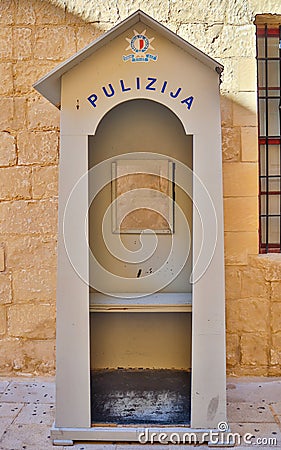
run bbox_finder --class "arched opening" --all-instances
[88,99,192,425]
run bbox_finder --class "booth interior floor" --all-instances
[91,369,191,425]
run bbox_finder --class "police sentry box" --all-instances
[34,10,227,446]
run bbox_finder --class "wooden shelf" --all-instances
[89,292,192,313]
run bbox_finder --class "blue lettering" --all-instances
[87,93,98,108]
[87,78,194,111]
[170,87,181,98]
[161,81,168,93]
[146,77,157,91]
[120,79,131,92]
[102,84,115,97]
[181,96,194,110]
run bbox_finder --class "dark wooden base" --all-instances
[91,369,191,425]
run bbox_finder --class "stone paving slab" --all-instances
[14,403,55,426]
[0,416,17,442]
[0,402,23,417]
[0,381,55,404]
[228,422,281,447]
[227,402,275,423]
[0,423,63,450]
[0,381,9,394]
[227,378,281,404]
[269,401,281,416]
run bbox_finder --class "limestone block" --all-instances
[0,338,23,373]
[13,268,56,303]
[0,339,55,374]
[76,24,104,51]
[227,298,269,333]
[271,303,281,333]
[32,166,58,199]
[5,235,57,269]
[0,199,58,235]
[8,304,55,339]
[33,26,76,61]
[249,0,281,14]
[241,266,269,298]
[241,334,268,366]
[222,127,240,162]
[0,246,4,271]
[21,340,55,375]
[34,1,66,24]
[15,0,36,24]
[238,58,257,92]
[239,298,269,332]
[118,0,169,22]
[0,306,6,335]
[219,57,239,93]
[232,92,258,127]
[13,61,56,95]
[177,23,208,55]
[170,0,227,23]
[17,131,59,165]
[226,333,240,366]
[65,7,86,24]
[269,366,281,376]
[227,365,268,376]
[209,25,256,59]
[223,162,258,197]
[0,63,13,96]
[220,95,233,127]
[265,260,281,282]
[248,254,281,281]
[0,98,13,130]
[64,0,119,23]
[224,231,258,265]
[226,300,240,332]
[0,27,12,59]
[0,167,31,200]
[271,282,281,302]
[0,273,12,304]
[12,97,27,131]
[241,126,258,162]
[224,197,258,232]
[225,266,241,300]
[0,0,14,24]
[271,332,281,365]
[164,22,179,34]
[27,95,60,129]
[13,28,32,60]
[225,0,252,25]
[0,132,16,166]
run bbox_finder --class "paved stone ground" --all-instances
[1,377,281,449]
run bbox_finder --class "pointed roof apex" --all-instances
[33,9,223,108]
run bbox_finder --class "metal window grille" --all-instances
[256,24,281,253]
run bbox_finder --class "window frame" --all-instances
[256,16,281,253]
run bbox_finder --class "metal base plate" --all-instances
[51,425,234,446]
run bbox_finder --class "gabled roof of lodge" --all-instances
[33,9,223,108]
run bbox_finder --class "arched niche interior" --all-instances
[88,99,193,425]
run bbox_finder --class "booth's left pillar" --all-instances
[55,135,91,429]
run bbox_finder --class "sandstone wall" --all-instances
[0,0,280,375]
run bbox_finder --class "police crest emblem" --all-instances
[123,30,158,63]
